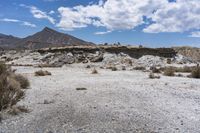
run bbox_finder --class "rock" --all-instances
[90,52,104,62]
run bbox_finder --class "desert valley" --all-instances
[0,27,200,132]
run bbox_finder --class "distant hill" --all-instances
[0,27,95,50]
[0,33,21,49]
[15,27,94,49]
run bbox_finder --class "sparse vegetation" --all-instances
[14,74,30,89]
[111,66,117,71]
[35,70,52,76]
[133,66,145,71]
[122,66,126,70]
[8,106,29,115]
[163,67,175,76]
[151,67,161,73]
[0,62,29,112]
[190,65,200,78]
[76,88,87,90]
[91,68,98,74]
[166,58,171,64]
[149,72,160,79]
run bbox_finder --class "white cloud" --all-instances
[1,18,20,22]
[0,18,36,28]
[95,30,112,35]
[56,0,200,35]
[49,10,55,14]
[20,4,55,24]
[21,21,36,27]
[144,0,200,33]
[56,0,166,31]
[189,31,200,38]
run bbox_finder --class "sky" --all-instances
[0,0,200,47]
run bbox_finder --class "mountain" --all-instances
[15,27,94,49]
[0,33,21,49]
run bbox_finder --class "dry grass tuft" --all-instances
[151,67,161,73]
[91,68,98,74]
[149,72,160,79]
[14,74,30,89]
[163,67,175,76]
[0,62,29,111]
[35,70,52,76]
[111,66,117,71]
[133,66,146,71]
[8,106,30,115]
[190,65,200,78]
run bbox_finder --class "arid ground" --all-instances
[0,64,200,133]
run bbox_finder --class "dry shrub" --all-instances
[149,73,160,79]
[190,66,200,78]
[111,66,117,71]
[0,62,9,75]
[0,67,25,111]
[76,88,87,91]
[35,70,52,76]
[14,74,30,89]
[175,66,194,73]
[91,68,98,74]
[133,66,145,71]
[163,67,175,76]
[151,67,161,73]
[122,66,126,70]
[8,106,29,115]
[166,58,171,64]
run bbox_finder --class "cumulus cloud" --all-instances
[56,0,200,35]
[0,18,36,27]
[20,4,55,24]
[144,0,200,33]
[189,31,200,38]
[56,0,166,31]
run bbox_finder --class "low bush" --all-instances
[163,67,175,76]
[111,66,117,71]
[149,72,160,79]
[190,66,200,78]
[151,67,161,73]
[0,62,29,111]
[35,70,52,76]
[133,66,146,71]
[14,74,30,89]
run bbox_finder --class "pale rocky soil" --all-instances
[0,64,200,133]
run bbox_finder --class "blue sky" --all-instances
[0,0,200,47]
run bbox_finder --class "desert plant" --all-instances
[163,67,175,76]
[35,70,52,76]
[133,66,146,70]
[149,72,160,79]
[151,67,161,73]
[166,58,171,64]
[14,74,30,89]
[111,66,117,71]
[0,74,25,111]
[0,62,8,75]
[190,66,200,78]
[91,68,98,74]
[0,62,29,112]
[122,66,126,70]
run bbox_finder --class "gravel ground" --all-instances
[0,64,200,133]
